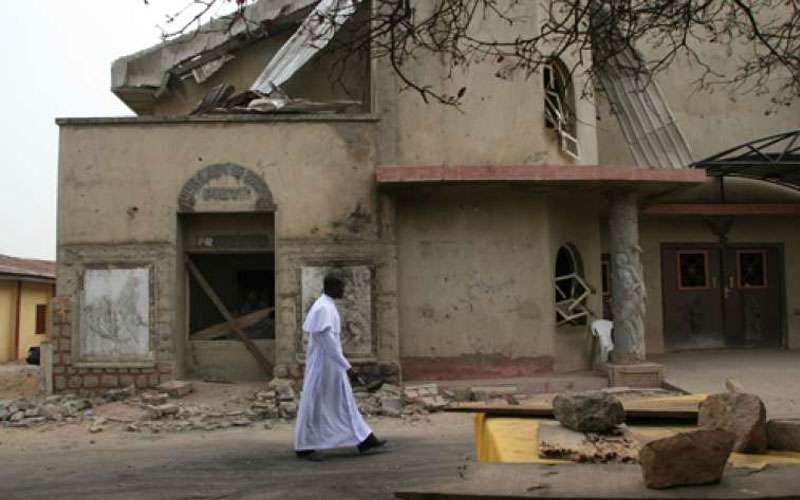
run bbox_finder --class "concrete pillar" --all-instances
[608,191,646,364]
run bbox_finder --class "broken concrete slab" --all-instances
[767,419,800,452]
[553,391,625,433]
[639,429,734,489]
[538,422,638,463]
[157,381,194,399]
[699,393,767,453]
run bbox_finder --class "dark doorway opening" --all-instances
[188,253,275,339]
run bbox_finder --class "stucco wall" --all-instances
[396,185,554,379]
[0,281,16,362]
[57,117,398,388]
[547,193,604,373]
[374,2,598,168]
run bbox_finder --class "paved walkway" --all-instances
[653,349,800,418]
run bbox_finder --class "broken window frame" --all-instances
[554,245,592,327]
[543,59,580,160]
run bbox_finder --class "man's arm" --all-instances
[313,327,352,371]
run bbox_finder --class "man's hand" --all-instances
[347,368,366,387]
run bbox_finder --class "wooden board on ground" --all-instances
[191,307,274,340]
[537,422,639,463]
[394,462,800,499]
[446,394,705,422]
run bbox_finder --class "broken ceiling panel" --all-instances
[596,48,693,169]
[250,0,362,96]
[111,0,319,114]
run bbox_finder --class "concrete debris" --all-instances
[0,394,94,428]
[639,430,735,489]
[141,392,169,406]
[553,391,625,433]
[157,381,195,399]
[538,422,639,464]
[699,393,768,453]
[766,419,800,452]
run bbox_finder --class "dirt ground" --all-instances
[0,362,41,400]
[1,409,476,500]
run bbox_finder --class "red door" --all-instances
[723,247,783,347]
[661,245,725,350]
[662,244,784,350]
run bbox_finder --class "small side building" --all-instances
[0,255,56,362]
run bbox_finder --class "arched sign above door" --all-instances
[178,163,274,213]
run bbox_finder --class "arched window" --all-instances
[543,58,580,159]
[555,244,590,326]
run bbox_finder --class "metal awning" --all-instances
[692,130,800,190]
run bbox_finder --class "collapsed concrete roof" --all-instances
[111,0,319,114]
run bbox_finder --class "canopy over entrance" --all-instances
[692,130,800,190]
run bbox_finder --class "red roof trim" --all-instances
[376,165,708,184]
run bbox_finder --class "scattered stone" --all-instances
[263,420,274,430]
[699,393,767,453]
[157,381,194,399]
[9,411,24,422]
[141,392,169,406]
[127,423,140,432]
[104,385,136,402]
[380,398,404,418]
[553,392,625,433]
[147,403,181,419]
[639,430,735,489]
[38,404,64,421]
[767,419,800,452]
[279,402,297,419]
[449,387,473,403]
[232,419,252,427]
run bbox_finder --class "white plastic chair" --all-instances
[591,319,614,363]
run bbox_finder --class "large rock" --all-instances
[767,419,800,452]
[698,393,767,453]
[552,391,625,433]
[639,430,734,489]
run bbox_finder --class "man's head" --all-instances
[323,272,346,299]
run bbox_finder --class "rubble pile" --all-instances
[0,389,128,428]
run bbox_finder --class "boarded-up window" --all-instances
[35,304,47,334]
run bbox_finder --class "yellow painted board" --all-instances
[475,411,800,468]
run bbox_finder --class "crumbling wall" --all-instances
[56,117,398,391]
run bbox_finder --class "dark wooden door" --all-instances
[723,247,783,347]
[662,245,725,350]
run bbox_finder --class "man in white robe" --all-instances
[295,272,386,461]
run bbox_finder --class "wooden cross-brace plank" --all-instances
[185,257,273,377]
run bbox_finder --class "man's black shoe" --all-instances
[357,433,387,454]
[296,450,324,461]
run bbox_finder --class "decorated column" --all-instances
[608,191,646,364]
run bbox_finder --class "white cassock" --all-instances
[295,293,372,451]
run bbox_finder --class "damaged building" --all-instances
[48,0,800,392]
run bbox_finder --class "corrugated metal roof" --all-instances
[0,254,56,281]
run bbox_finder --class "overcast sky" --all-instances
[0,1,239,261]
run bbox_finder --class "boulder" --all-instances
[698,393,767,453]
[639,430,734,489]
[767,419,800,452]
[553,391,625,433]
